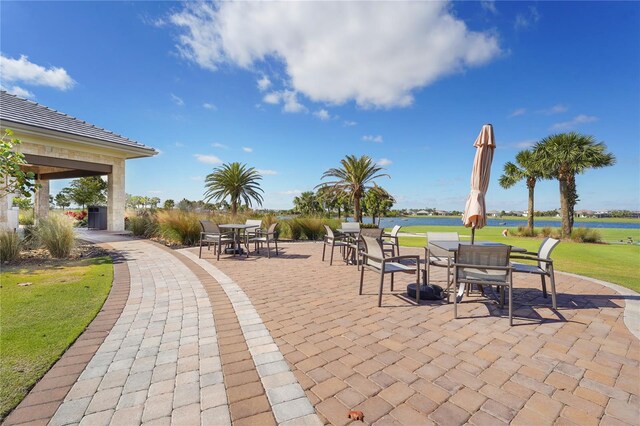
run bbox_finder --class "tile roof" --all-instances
[0,90,156,155]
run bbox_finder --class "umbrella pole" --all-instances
[471,225,476,244]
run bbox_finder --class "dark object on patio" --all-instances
[347,410,364,421]
[322,225,349,265]
[87,206,107,230]
[453,244,513,325]
[510,237,560,309]
[359,235,420,307]
[199,220,235,260]
[407,283,444,301]
[246,222,279,258]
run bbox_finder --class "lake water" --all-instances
[360,217,640,229]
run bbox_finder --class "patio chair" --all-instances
[349,228,384,269]
[341,222,361,233]
[199,220,235,260]
[425,232,459,302]
[510,237,560,309]
[322,225,350,265]
[245,219,263,239]
[453,244,513,325]
[382,225,402,257]
[359,235,420,307]
[246,222,279,258]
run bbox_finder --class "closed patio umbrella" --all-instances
[462,124,496,244]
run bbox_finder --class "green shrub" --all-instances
[18,209,34,226]
[297,217,326,241]
[571,228,602,243]
[540,227,562,239]
[127,214,158,238]
[0,229,22,263]
[21,225,39,249]
[513,226,538,237]
[35,215,75,258]
[157,210,201,245]
[360,223,379,229]
[285,219,303,240]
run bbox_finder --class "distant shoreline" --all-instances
[401,215,640,224]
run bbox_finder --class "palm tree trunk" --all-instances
[559,179,571,238]
[527,178,535,231]
[231,199,238,216]
[354,197,362,223]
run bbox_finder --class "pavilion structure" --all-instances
[0,90,157,231]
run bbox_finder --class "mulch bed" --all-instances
[2,240,111,268]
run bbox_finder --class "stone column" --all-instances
[107,159,125,231]
[34,179,50,223]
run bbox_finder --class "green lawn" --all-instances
[395,225,640,292]
[0,257,113,420]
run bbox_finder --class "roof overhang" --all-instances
[1,119,157,159]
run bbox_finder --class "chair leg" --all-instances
[549,268,557,309]
[199,239,203,258]
[330,244,335,266]
[359,266,365,295]
[216,243,221,261]
[275,240,278,256]
[266,240,271,259]
[541,275,548,298]
[454,281,464,318]
[378,273,385,307]
[322,243,326,262]
[508,284,513,326]
[390,273,394,292]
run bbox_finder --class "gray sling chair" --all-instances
[424,232,459,302]
[199,220,235,260]
[453,244,514,325]
[348,228,384,269]
[244,219,263,239]
[382,225,402,257]
[510,237,560,309]
[322,225,350,265]
[359,235,421,307]
[245,222,279,258]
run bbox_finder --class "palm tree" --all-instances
[293,191,322,216]
[203,162,264,216]
[363,184,396,226]
[534,132,615,237]
[317,155,389,223]
[498,149,545,232]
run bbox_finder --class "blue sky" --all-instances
[1,1,638,211]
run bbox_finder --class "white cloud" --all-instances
[194,154,223,164]
[175,142,185,147]
[509,140,537,149]
[257,169,278,175]
[212,142,228,149]
[281,90,307,113]
[190,176,204,181]
[263,92,280,104]
[376,158,393,166]
[362,135,384,143]
[313,109,330,121]
[515,6,541,30]
[3,85,35,99]
[508,108,526,118]
[170,2,501,108]
[343,120,357,127]
[171,93,184,106]
[0,54,75,90]
[551,114,598,131]
[539,104,568,115]
[203,102,217,110]
[257,75,271,91]
[281,189,302,196]
[481,1,498,15]
[242,147,253,153]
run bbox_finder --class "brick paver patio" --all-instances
[5,235,639,425]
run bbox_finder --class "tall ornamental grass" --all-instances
[0,229,22,263]
[127,214,159,238]
[156,210,201,245]
[571,228,602,243]
[35,214,75,258]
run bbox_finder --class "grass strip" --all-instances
[0,256,113,419]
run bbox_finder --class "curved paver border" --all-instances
[178,249,323,425]
[556,271,640,340]
[3,247,130,425]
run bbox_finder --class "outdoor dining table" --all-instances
[219,223,255,254]
[426,240,526,303]
[336,228,361,264]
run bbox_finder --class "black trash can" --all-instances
[87,206,108,230]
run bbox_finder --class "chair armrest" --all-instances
[383,255,419,264]
[510,255,553,264]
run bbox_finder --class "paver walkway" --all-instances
[4,233,639,425]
